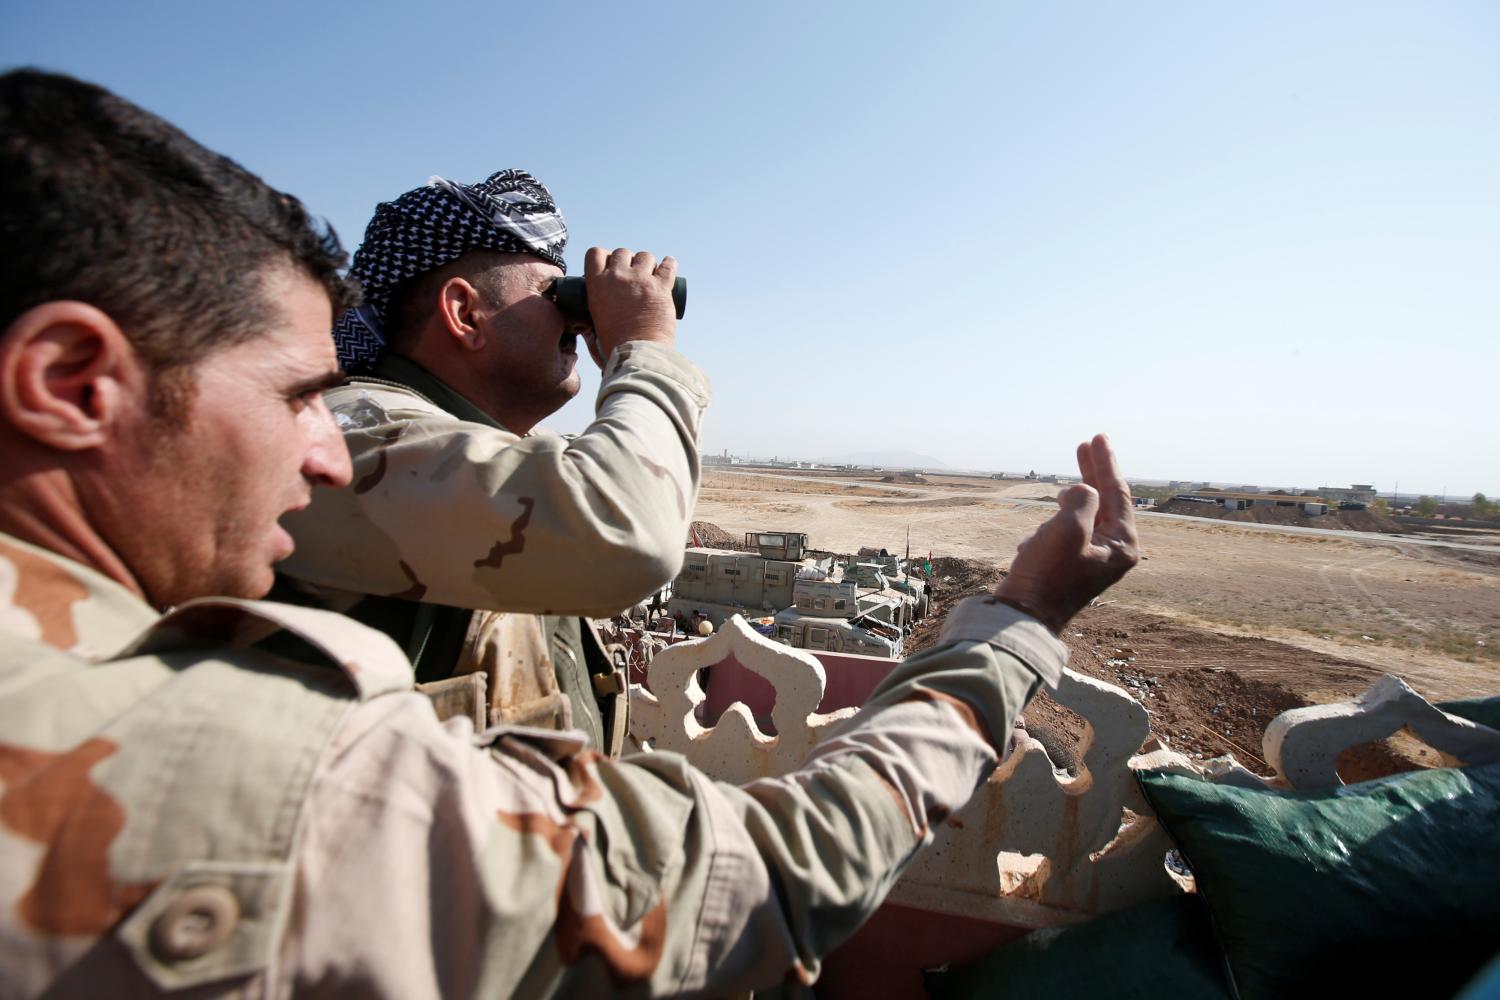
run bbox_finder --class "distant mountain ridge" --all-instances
[818,450,949,469]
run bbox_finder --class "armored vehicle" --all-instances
[845,558,930,621]
[770,610,902,657]
[666,538,906,658]
[746,530,810,561]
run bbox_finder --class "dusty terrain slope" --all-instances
[692,468,1500,776]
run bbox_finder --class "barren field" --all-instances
[695,467,1500,773]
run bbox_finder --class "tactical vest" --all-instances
[0,599,411,997]
[281,354,628,757]
[338,591,629,758]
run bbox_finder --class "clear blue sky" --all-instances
[4,1,1496,496]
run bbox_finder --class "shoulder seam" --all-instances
[345,376,442,410]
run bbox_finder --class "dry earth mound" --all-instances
[905,558,1421,781]
[1157,499,1408,534]
[688,520,747,550]
[907,556,1008,639]
[835,497,989,511]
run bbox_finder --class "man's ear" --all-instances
[436,277,488,352]
[0,301,140,450]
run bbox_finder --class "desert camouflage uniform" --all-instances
[278,342,710,751]
[0,530,1066,997]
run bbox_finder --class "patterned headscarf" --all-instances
[332,169,568,371]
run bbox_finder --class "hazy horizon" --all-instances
[3,1,1494,495]
[707,447,1489,501]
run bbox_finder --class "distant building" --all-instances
[1176,489,1329,516]
[1318,484,1378,505]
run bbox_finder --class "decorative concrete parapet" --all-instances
[631,616,1500,931]
[1264,673,1500,789]
[631,614,1203,925]
[890,666,1197,926]
[628,615,858,785]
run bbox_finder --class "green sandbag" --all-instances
[923,894,1230,1000]
[1137,763,1500,1000]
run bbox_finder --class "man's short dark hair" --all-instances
[0,68,360,409]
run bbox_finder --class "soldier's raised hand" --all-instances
[581,246,677,364]
[994,434,1140,634]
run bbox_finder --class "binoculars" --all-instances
[546,276,688,326]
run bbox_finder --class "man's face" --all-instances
[474,255,585,420]
[104,266,352,606]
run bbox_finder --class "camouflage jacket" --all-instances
[277,344,710,748]
[0,532,1068,997]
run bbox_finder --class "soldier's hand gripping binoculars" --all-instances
[546,276,688,326]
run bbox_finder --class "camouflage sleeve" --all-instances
[287,597,1063,996]
[279,342,709,617]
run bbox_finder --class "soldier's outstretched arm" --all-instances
[289,436,1138,996]
[691,433,1143,984]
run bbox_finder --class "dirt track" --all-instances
[694,468,1500,773]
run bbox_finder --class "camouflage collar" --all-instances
[364,354,505,431]
[0,531,159,660]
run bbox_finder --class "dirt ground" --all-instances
[693,468,1500,779]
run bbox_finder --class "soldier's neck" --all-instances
[376,353,537,436]
[0,464,145,602]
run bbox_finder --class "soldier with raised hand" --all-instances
[0,69,1139,998]
[274,172,711,755]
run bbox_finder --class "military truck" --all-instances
[844,557,930,622]
[665,547,827,624]
[770,576,906,656]
[665,541,906,657]
[770,610,902,657]
[791,577,907,627]
[745,530,810,561]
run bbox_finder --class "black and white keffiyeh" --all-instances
[332,169,568,371]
